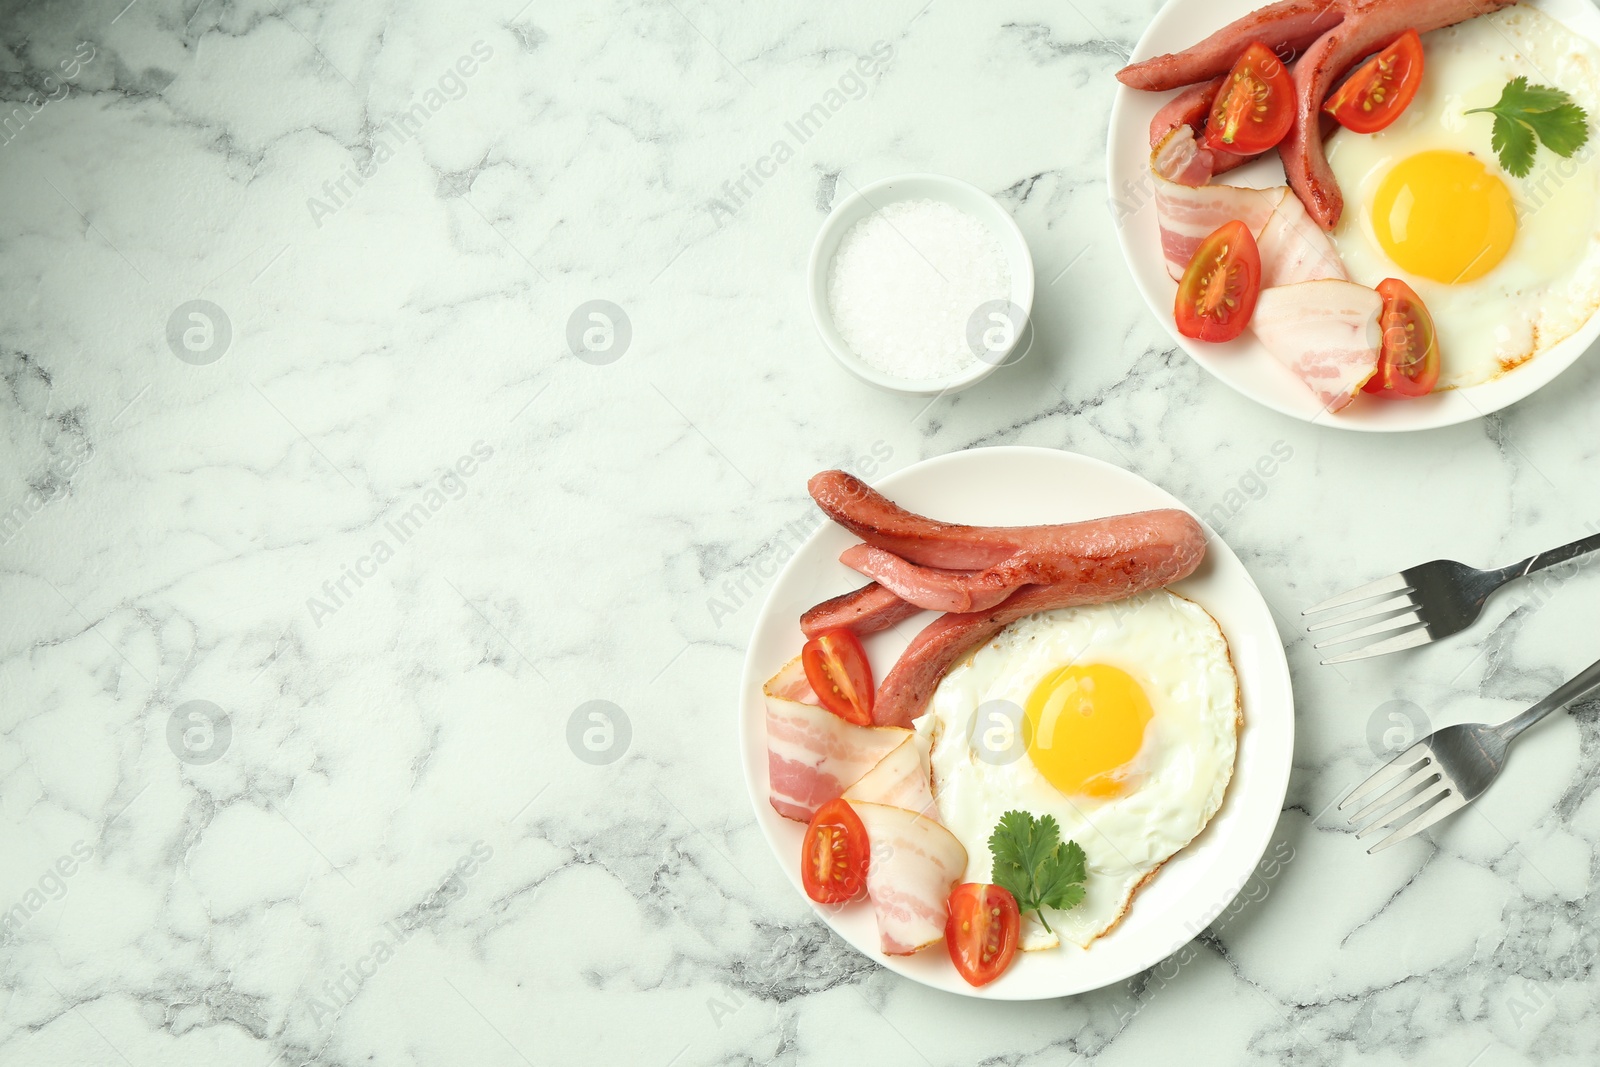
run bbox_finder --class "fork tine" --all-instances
[1313,609,1427,650]
[1367,790,1467,854]
[1320,626,1434,665]
[1355,781,1452,840]
[1339,743,1431,812]
[1305,592,1419,633]
[1348,761,1443,825]
[1302,573,1412,616]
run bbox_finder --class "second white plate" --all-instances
[738,446,1295,999]
[1107,0,1600,432]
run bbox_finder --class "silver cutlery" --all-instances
[1339,655,1600,853]
[1303,531,1600,664]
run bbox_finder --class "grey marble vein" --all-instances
[3,0,1600,1064]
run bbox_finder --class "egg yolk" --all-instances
[1372,149,1516,284]
[1024,664,1152,798]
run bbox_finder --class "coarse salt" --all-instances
[826,198,1012,382]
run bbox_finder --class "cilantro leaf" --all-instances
[1493,76,1571,113]
[1487,108,1538,178]
[1034,839,1087,913]
[1537,103,1591,157]
[987,810,1088,934]
[1465,76,1591,178]
[987,810,1045,906]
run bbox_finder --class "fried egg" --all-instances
[1325,6,1600,388]
[915,592,1240,950]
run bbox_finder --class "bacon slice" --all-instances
[1257,189,1347,289]
[851,801,967,956]
[764,659,911,822]
[842,733,937,819]
[800,582,921,639]
[1151,131,1282,281]
[1251,279,1381,413]
[1155,176,1281,282]
[1151,122,1219,186]
[765,655,814,702]
[1152,127,1343,286]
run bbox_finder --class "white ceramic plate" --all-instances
[1107,0,1600,431]
[737,447,1295,999]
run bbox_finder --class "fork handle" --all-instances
[1499,531,1600,583]
[1498,655,1600,741]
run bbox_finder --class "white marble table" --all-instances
[3,1,1599,1064]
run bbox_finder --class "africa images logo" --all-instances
[705,41,893,227]
[305,41,495,228]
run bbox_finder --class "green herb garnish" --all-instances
[987,810,1087,934]
[1465,76,1590,178]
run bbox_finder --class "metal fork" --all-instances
[1340,655,1600,853]
[1303,531,1600,664]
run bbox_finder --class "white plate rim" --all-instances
[1106,0,1600,433]
[736,446,1296,999]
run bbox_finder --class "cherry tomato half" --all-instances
[802,627,874,725]
[1203,42,1296,155]
[945,883,1020,987]
[1363,277,1440,397]
[1174,220,1262,343]
[1324,29,1424,134]
[801,799,870,904]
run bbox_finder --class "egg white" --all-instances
[1325,5,1600,388]
[915,591,1240,951]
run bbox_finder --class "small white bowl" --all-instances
[807,173,1036,397]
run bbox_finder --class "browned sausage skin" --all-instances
[799,471,1209,728]
[839,509,1207,615]
[1116,0,1518,228]
[799,582,922,639]
[872,550,1204,729]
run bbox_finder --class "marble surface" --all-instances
[3,0,1600,1064]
